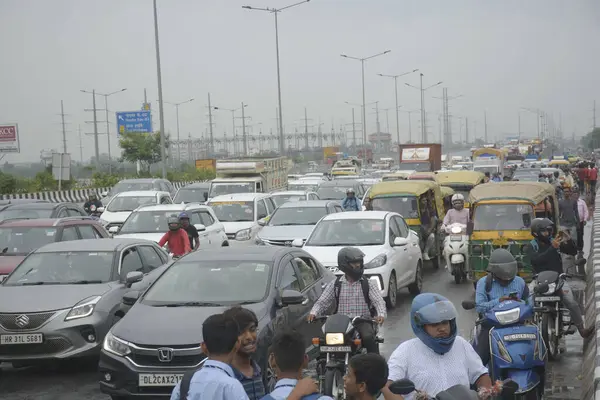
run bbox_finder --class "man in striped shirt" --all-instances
[474,249,531,366]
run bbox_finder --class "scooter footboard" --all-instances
[505,369,541,394]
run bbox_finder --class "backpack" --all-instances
[333,275,375,317]
[179,367,202,400]
[261,393,324,400]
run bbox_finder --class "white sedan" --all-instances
[99,191,172,231]
[294,211,423,308]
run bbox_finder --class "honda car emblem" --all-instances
[15,314,29,328]
[285,241,292,247]
[157,347,174,362]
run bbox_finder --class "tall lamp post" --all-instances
[345,101,378,148]
[405,74,442,142]
[242,0,311,156]
[377,69,418,145]
[153,0,167,178]
[165,98,195,162]
[97,88,127,173]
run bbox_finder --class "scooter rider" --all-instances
[474,249,532,366]
[308,247,386,355]
[158,216,191,258]
[384,293,492,400]
[526,218,593,338]
[442,194,469,228]
[84,193,103,215]
[342,188,362,211]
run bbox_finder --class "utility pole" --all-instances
[78,124,84,163]
[241,102,248,156]
[59,100,68,154]
[465,117,469,144]
[420,73,425,142]
[484,111,488,143]
[351,108,357,146]
[207,93,215,155]
[594,100,597,129]
[374,101,381,153]
[302,108,313,150]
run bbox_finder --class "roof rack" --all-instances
[53,216,94,226]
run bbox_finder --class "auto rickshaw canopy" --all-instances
[407,172,437,181]
[469,181,555,206]
[435,170,485,186]
[440,186,455,198]
[369,180,446,218]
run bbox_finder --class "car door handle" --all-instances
[321,282,327,289]
[301,298,309,305]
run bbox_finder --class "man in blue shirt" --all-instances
[474,249,531,366]
[342,188,361,211]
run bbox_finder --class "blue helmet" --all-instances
[178,212,190,220]
[410,293,458,355]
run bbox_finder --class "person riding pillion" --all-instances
[474,248,532,366]
[158,216,192,258]
[84,193,103,215]
[308,247,386,355]
[526,218,593,338]
[442,193,469,228]
[342,189,362,211]
[179,212,200,251]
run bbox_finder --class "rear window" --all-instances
[0,227,58,255]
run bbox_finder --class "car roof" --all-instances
[134,204,211,212]
[114,190,165,197]
[0,217,96,227]
[278,200,335,209]
[271,191,310,196]
[209,193,269,202]
[35,238,148,253]
[180,246,294,262]
[321,210,389,220]
[0,199,49,206]
[318,180,360,187]
[1,202,67,210]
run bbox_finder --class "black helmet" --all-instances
[488,248,517,282]
[530,218,554,242]
[167,216,181,231]
[337,247,365,280]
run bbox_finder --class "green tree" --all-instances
[119,132,169,173]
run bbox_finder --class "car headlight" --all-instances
[103,331,132,357]
[325,333,344,345]
[65,296,101,321]
[494,307,520,325]
[235,228,252,241]
[365,254,387,269]
[544,283,556,295]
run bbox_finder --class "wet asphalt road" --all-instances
[0,228,591,400]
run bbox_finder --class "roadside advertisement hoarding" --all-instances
[195,158,216,170]
[0,124,20,153]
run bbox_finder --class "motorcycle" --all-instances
[312,314,383,399]
[388,378,518,400]
[442,223,469,284]
[462,299,546,399]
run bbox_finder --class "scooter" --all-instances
[442,223,469,284]
[388,378,518,399]
[462,299,547,399]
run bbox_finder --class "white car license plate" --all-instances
[320,346,351,352]
[0,333,43,345]
[138,374,184,387]
[536,296,560,302]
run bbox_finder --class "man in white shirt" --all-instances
[382,293,491,400]
[573,187,589,258]
[442,194,469,228]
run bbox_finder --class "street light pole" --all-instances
[378,69,418,145]
[165,98,194,163]
[213,104,248,156]
[92,90,100,169]
[243,0,311,156]
[97,88,127,174]
[405,75,442,143]
[153,0,167,178]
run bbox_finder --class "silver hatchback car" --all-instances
[0,238,168,366]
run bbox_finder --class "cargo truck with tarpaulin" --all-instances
[398,143,442,172]
[472,147,505,176]
[207,157,289,201]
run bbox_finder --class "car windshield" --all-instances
[120,211,182,233]
[3,251,115,285]
[268,207,327,226]
[306,219,385,246]
[289,183,319,192]
[0,208,53,221]
[371,196,420,219]
[107,196,156,212]
[173,188,208,203]
[513,173,539,182]
[272,194,305,206]
[473,204,534,231]
[316,186,347,200]
[209,183,254,197]
[0,227,58,255]
[209,201,254,222]
[110,182,155,196]
[142,260,272,305]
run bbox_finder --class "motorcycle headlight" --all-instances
[65,296,101,321]
[103,331,132,357]
[494,308,520,325]
[235,228,252,241]
[365,254,387,269]
[451,226,462,234]
[325,333,344,345]
[544,283,556,295]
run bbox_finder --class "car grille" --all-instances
[0,337,71,356]
[263,239,294,246]
[127,343,205,368]
[0,311,57,331]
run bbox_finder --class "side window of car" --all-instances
[199,211,215,226]
[257,200,268,220]
[66,208,83,216]
[334,205,343,213]
[394,216,410,238]
[57,208,69,218]
[279,261,302,291]
[310,193,319,200]
[160,196,171,204]
[93,226,108,238]
[188,212,202,226]
[61,226,79,241]
[388,218,401,244]
[78,225,98,239]
[138,246,164,270]
[293,257,319,288]
[264,197,276,214]
[120,247,145,276]
[326,205,336,214]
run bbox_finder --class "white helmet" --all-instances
[451,193,465,203]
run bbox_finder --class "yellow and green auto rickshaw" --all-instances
[440,186,456,214]
[407,172,438,182]
[381,171,412,182]
[467,181,558,284]
[435,170,485,208]
[368,180,446,268]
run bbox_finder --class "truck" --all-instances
[207,157,289,201]
[472,148,505,176]
[398,143,442,172]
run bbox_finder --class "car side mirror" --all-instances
[203,192,208,201]
[291,238,304,248]
[97,207,105,213]
[393,237,409,247]
[125,271,143,287]
[122,290,141,306]
[101,191,108,197]
[257,214,267,220]
[388,379,416,395]
[280,289,305,306]
[466,221,474,235]
[461,300,476,310]
[108,226,119,234]
[257,218,266,227]
[194,224,206,232]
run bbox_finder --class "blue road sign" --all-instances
[116,110,153,134]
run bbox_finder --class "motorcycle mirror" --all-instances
[461,300,476,310]
[501,379,519,396]
[388,379,416,395]
[534,283,549,294]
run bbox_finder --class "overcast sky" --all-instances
[1,0,599,162]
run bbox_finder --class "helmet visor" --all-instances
[492,261,518,281]
[414,300,457,325]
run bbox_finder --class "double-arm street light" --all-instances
[378,69,418,145]
[405,74,442,142]
[243,0,310,155]
[164,98,195,162]
[213,104,249,155]
[96,88,127,173]
[341,50,391,154]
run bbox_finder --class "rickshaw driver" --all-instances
[419,192,438,261]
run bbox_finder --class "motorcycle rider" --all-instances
[179,212,200,251]
[342,188,362,211]
[158,216,192,258]
[474,249,531,365]
[384,293,492,400]
[442,194,469,228]
[526,218,593,338]
[308,247,386,354]
[84,193,103,215]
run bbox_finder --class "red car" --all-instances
[0,216,110,281]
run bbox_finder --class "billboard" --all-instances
[0,124,20,153]
[195,158,216,170]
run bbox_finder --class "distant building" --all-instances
[368,132,392,152]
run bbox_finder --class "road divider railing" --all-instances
[583,194,599,400]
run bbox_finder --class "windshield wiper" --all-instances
[353,242,383,246]
[232,219,252,222]
[161,301,224,307]
[65,280,103,285]
[20,281,53,286]
[316,243,349,246]
[276,223,306,226]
